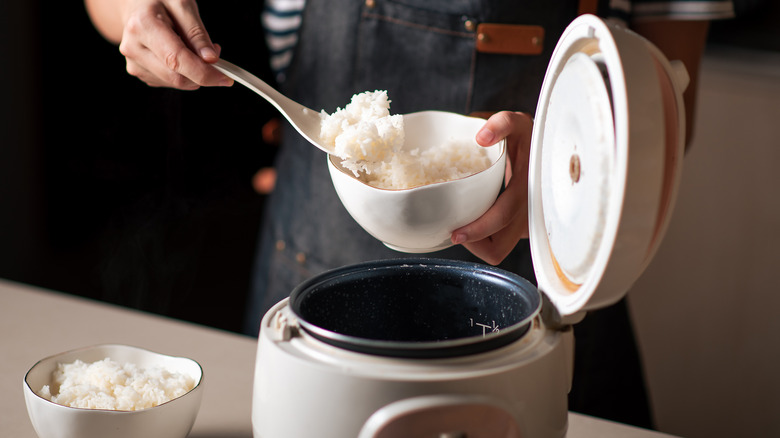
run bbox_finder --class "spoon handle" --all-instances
[212,59,331,154]
[212,59,298,114]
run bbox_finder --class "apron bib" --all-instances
[249,0,580,320]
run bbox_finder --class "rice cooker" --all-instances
[251,14,688,438]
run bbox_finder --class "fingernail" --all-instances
[452,233,467,244]
[199,46,218,61]
[476,127,496,145]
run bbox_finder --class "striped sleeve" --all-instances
[262,0,306,82]
[623,0,735,21]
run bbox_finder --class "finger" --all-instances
[164,0,218,62]
[122,5,227,88]
[477,111,534,148]
[121,30,201,89]
[475,111,520,147]
[450,111,534,265]
[120,8,197,87]
[126,56,198,89]
[142,13,221,86]
[452,180,527,244]
[126,42,230,89]
[461,212,529,265]
[455,184,529,265]
[454,111,532,239]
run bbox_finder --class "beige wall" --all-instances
[628,47,780,438]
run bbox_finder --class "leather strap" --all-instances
[475,0,598,55]
[578,0,599,16]
[475,23,545,55]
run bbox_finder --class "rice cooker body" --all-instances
[251,14,686,438]
[252,297,573,438]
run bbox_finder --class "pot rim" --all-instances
[289,258,543,359]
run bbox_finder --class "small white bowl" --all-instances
[328,111,507,253]
[23,344,204,438]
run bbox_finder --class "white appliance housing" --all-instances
[251,14,688,438]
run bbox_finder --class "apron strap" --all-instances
[476,0,598,55]
[475,23,544,55]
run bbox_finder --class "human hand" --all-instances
[450,111,533,265]
[117,0,232,89]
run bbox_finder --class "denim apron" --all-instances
[249,0,580,327]
[248,0,653,428]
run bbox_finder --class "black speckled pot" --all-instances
[289,258,542,359]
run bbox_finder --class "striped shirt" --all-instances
[630,0,734,20]
[262,0,734,82]
[262,0,305,82]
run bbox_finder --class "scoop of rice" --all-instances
[37,358,196,411]
[320,90,492,189]
[320,90,404,164]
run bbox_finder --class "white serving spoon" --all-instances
[212,59,334,154]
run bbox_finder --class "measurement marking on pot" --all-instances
[470,318,500,337]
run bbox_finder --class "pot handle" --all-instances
[358,394,526,438]
[267,302,300,342]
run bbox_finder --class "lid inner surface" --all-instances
[540,51,616,286]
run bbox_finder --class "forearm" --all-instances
[85,0,129,44]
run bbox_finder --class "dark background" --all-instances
[1,1,277,334]
[1,1,778,335]
[709,0,780,50]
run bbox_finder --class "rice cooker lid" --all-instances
[529,15,688,316]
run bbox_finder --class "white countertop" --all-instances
[0,278,680,438]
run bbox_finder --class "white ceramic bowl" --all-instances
[328,111,507,253]
[23,344,204,438]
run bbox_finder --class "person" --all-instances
[85,0,733,429]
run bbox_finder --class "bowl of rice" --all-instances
[23,344,204,438]
[323,91,507,252]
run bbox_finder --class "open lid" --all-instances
[529,15,688,318]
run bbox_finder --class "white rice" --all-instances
[320,90,404,164]
[37,358,196,411]
[320,90,491,189]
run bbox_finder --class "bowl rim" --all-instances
[327,113,508,192]
[23,343,204,413]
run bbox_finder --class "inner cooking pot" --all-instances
[289,258,542,358]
